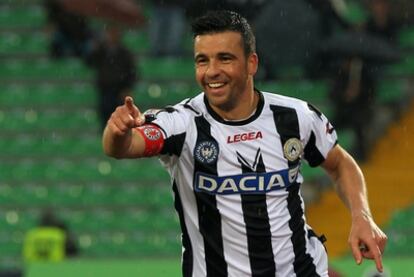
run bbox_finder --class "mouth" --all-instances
[207,82,226,89]
[205,82,227,93]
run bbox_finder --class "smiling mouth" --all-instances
[207,82,225,89]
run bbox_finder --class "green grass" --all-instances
[24,256,414,277]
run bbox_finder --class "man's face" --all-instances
[194,31,258,112]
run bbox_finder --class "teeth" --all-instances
[208,83,224,88]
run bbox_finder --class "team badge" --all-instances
[143,126,161,141]
[283,138,303,162]
[194,140,219,164]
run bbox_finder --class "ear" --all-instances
[247,53,259,76]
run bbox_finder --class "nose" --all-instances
[205,60,220,78]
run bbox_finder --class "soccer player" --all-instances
[102,10,387,277]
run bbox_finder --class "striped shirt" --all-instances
[151,90,337,277]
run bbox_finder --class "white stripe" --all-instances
[217,194,252,276]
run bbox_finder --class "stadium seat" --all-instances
[123,30,149,52]
[377,79,407,104]
[0,209,38,232]
[399,26,414,49]
[1,58,93,80]
[0,5,44,28]
[384,53,414,76]
[139,57,194,81]
[385,206,414,255]
[257,80,330,105]
[0,83,97,108]
[0,239,22,258]
[0,31,47,55]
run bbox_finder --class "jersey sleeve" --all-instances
[148,105,188,157]
[303,103,338,167]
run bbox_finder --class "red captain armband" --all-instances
[135,124,165,157]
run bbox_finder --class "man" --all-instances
[103,10,387,277]
[86,24,137,130]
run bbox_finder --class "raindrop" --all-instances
[79,235,92,248]
[6,210,19,225]
[98,161,112,175]
[148,84,162,98]
[25,109,38,123]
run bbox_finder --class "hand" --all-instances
[349,212,388,273]
[106,96,145,136]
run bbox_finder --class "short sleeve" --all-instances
[150,105,188,157]
[303,103,338,167]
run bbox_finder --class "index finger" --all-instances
[124,96,145,126]
[370,245,383,273]
[125,96,137,113]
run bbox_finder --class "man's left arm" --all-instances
[321,144,388,272]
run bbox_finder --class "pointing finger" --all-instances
[374,251,383,273]
[363,244,383,273]
[124,96,145,126]
[125,96,137,114]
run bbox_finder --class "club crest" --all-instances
[195,140,219,164]
[283,138,303,162]
[142,126,161,141]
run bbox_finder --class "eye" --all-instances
[195,56,208,66]
[220,55,234,63]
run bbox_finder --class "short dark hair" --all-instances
[191,10,256,55]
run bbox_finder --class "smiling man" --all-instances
[102,10,387,277]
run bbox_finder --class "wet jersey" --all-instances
[151,91,337,277]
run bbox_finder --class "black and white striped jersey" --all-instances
[151,90,337,277]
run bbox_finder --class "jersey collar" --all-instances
[204,89,264,126]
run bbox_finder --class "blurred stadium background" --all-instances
[0,0,413,276]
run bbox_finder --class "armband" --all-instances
[135,124,164,156]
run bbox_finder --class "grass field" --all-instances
[25,256,414,277]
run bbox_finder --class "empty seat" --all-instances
[399,26,414,49]
[0,5,44,28]
[257,80,329,105]
[377,79,406,104]
[1,58,93,80]
[384,54,414,76]
[123,31,149,52]
[0,31,47,54]
[139,57,194,81]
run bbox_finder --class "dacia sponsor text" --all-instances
[194,166,300,194]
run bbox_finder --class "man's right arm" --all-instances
[102,96,146,159]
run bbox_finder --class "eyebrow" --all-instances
[194,52,237,60]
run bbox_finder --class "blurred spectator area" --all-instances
[0,0,414,272]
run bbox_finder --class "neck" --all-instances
[213,87,259,121]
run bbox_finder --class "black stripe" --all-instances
[193,116,227,277]
[307,103,323,120]
[270,105,300,168]
[287,185,320,277]
[304,131,325,167]
[183,98,201,115]
[238,150,276,277]
[161,132,186,156]
[173,181,193,277]
[270,105,319,276]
